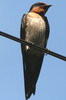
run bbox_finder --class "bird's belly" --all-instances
[25,17,46,54]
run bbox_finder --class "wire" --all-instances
[0,31,66,61]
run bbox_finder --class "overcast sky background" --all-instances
[0,0,66,100]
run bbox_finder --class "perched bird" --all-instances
[20,2,51,100]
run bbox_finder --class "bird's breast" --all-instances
[25,14,46,53]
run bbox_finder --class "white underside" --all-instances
[25,15,46,51]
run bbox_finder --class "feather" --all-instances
[20,13,49,99]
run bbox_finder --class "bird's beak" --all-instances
[41,5,52,8]
[44,5,52,8]
[46,5,52,7]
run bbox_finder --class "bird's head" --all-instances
[29,2,52,16]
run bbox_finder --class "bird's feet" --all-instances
[45,48,50,56]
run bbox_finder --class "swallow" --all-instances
[20,2,52,100]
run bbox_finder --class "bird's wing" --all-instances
[20,14,28,98]
[20,14,26,58]
[43,16,50,48]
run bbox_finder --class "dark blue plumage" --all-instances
[20,2,51,100]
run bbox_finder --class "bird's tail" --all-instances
[25,84,36,99]
[24,52,44,100]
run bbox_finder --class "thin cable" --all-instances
[0,31,66,61]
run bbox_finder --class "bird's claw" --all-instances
[45,48,50,56]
